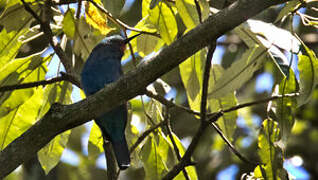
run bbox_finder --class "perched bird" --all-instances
[80,34,140,170]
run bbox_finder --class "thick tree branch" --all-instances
[0,0,290,178]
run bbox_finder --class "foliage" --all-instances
[0,0,318,179]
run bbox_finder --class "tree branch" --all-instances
[0,72,81,92]
[0,0,290,177]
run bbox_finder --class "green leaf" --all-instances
[143,0,177,44]
[62,9,76,39]
[0,53,51,118]
[276,70,297,141]
[0,29,24,68]
[102,0,125,18]
[209,65,238,141]
[88,122,104,160]
[257,119,284,180]
[0,59,47,149]
[234,19,300,77]
[0,4,37,32]
[140,134,168,180]
[176,0,199,29]
[38,81,73,174]
[146,99,163,124]
[73,18,104,60]
[38,130,71,174]
[169,133,198,180]
[275,0,301,23]
[179,49,205,112]
[208,46,267,99]
[297,44,318,106]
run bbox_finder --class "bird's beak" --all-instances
[124,33,141,44]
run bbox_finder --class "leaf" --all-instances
[297,44,318,106]
[143,0,177,44]
[102,0,125,18]
[208,46,267,98]
[269,70,297,142]
[62,9,76,39]
[234,19,301,77]
[0,29,24,68]
[73,17,104,60]
[278,72,297,140]
[0,59,47,149]
[209,65,238,141]
[38,130,71,174]
[38,82,73,174]
[179,49,205,111]
[0,53,51,118]
[85,2,114,35]
[176,0,199,29]
[140,135,168,180]
[87,122,104,160]
[275,0,301,23]
[146,99,163,124]
[0,4,36,32]
[169,133,198,180]
[257,119,284,180]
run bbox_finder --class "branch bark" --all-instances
[0,0,289,178]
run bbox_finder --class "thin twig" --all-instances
[87,0,159,37]
[222,93,299,114]
[21,0,75,76]
[76,0,82,19]
[129,120,166,154]
[194,0,202,23]
[0,72,81,92]
[210,122,257,165]
[164,107,190,180]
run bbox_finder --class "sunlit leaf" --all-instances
[140,135,168,180]
[38,130,71,174]
[0,29,24,68]
[179,49,205,112]
[0,4,37,32]
[38,81,73,174]
[208,46,267,98]
[257,119,285,179]
[234,19,301,77]
[0,53,51,118]
[0,58,47,150]
[169,133,198,180]
[62,9,76,39]
[143,0,177,44]
[85,2,114,35]
[88,122,104,160]
[176,0,199,29]
[297,44,318,106]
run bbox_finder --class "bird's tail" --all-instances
[110,138,130,170]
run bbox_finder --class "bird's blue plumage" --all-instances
[81,35,131,170]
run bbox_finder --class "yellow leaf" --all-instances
[85,2,113,35]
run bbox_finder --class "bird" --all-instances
[80,34,140,170]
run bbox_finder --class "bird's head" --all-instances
[102,34,141,53]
